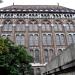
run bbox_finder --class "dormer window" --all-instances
[17,10,21,11]
[34,10,37,11]
[23,10,26,11]
[0,10,3,11]
[45,9,48,11]
[28,9,32,11]
[51,9,53,11]
[39,10,43,11]
[6,10,9,11]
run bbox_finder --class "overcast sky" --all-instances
[0,0,75,9]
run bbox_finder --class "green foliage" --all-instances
[0,37,33,75]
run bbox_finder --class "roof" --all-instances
[0,5,75,13]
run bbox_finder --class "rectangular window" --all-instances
[16,34,25,45]
[16,24,25,31]
[67,34,73,45]
[3,24,13,31]
[60,34,65,45]
[35,49,39,63]
[34,34,39,46]
[42,34,47,45]
[56,34,60,45]
[47,34,52,45]
[44,49,48,62]
[29,34,34,46]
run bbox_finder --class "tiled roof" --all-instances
[0,5,75,13]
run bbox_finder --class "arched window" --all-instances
[16,20,26,31]
[58,49,62,55]
[28,20,38,31]
[44,49,48,62]
[54,20,63,31]
[35,49,39,63]
[16,34,25,45]
[46,34,52,45]
[41,20,51,31]
[60,34,65,45]
[34,34,39,46]
[3,20,13,31]
[67,34,73,45]
[30,49,34,63]
[29,34,34,46]
[42,34,47,45]
[65,20,75,31]
[36,68,41,75]
[56,34,60,45]
[73,34,75,43]
[49,49,54,61]
[56,34,65,45]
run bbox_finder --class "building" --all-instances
[0,4,75,75]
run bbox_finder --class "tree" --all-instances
[0,37,33,75]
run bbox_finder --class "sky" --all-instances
[0,0,75,9]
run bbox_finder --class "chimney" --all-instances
[57,3,59,6]
[13,2,14,6]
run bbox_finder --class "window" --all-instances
[54,24,63,31]
[60,34,65,45]
[36,68,41,75]
[67,34,73,45]
[65,24,74,31]
[29,24,38,31]
[56,34,60,45]
[49,49,54,60]
[42,34,52,45]
[56,34,65,45]
[3,20,13,31]
[35,49,39,63]
[58,49,62,55]
[34,34,39,45]
[47,34,52,45]
[41,24,46,31]
[73,34,75,43]
[42,34,47,45]
[16,34,25,45]
[16,24,25,31]
[30,49,34,57]
[41,24,51,31]
[29,34,39,46]
[2,34,11,40]
[44,49,48,62]
[4,24,13,31]
[29,34,34,46]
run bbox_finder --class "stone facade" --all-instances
[0,5,75,75]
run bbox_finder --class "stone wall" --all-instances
[43,44,75,75]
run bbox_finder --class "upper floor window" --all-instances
[67,33,75,45]
[16,20,26,31]
[65,24,75,31]
[54,20,63,31]
[28,19,38,31]
[42,34,52,45]
[41,20,51,31]
[3,20,13,31]
[65,20,75,31]
[29,34,39,46]
[55,34,65,45]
